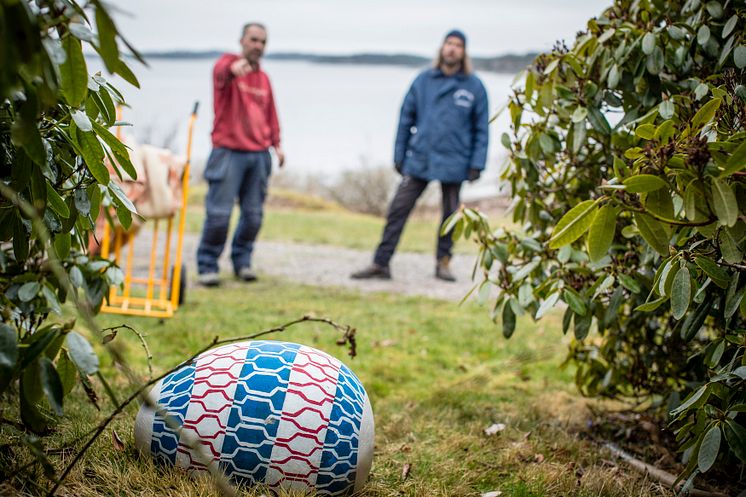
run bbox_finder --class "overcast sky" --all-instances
[113,1,607,57]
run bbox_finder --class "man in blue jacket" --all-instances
[351,29,489,282]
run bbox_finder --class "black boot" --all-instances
[351,263,391,280]
[435,256,456,282]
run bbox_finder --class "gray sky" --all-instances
[114,0,607,57]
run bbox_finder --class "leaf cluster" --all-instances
[450,0,746,484]
[0,0,142,484]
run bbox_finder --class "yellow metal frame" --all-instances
[100,103,198,318]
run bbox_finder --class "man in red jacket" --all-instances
[197,23,284,286]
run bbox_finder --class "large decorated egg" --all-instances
[134,340,374,495]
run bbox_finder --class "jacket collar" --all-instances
[430,67,468,80]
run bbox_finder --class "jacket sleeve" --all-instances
[266,78,281,148]
[213,54,236,90]
[394,78,418,165]
[470,83,489,171]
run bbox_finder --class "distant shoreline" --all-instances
[136,50,537,74]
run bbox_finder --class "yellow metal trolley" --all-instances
[100,102,198,318]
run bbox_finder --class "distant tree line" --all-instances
[136,50,538,74]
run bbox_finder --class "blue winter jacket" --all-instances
[394,68,489,183]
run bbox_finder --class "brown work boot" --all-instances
[435,256,456,282]
[351,263,391,280]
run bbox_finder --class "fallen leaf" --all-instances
[533,453,545,464]
[112,430,125,451]
[484,423,506,436]
[481,492,503,497]
[401,463,411,481]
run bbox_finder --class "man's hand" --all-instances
[275,147,285,168]
[394,162,403,175]
[230,58,255,77]
[468,168,481,182]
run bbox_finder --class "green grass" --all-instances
[184,185,496,254]
[3,278,666,497]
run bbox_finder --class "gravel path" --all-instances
[127,230,480,302]
[250,240,478,301]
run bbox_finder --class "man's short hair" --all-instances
[242,22,266,37]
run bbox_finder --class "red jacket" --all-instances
[211,54,280,152]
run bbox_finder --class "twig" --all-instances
[47,315,356,496]
[102,324,154,379]
[603,442,729,497]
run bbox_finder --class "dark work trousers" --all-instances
[373,175,461,267]
[196,147,271,275]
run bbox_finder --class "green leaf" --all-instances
[21,376,49,433]
[634,212,670,256]
[719,228,743,264]
[698,425,721,473]
[671,385,708,416]
[671,267,692,320]
[635,296,668,312]
[705,1,723,18]
[635,123,656,140]
[722,15,738,38]
[42,285,62,316]
[607,65,620,89]
[115,59,140,88]
[691,98,722,132]
[624,174,667,193]
[92,122,137,179]
[724,419,746,462]
[54,233,71,259]
[587,204,618,262]
[658,100,675,120]
[694,83,709,101]
[502,302,516,338]
[735,46,746,69]
[76,127,109,185]
[20,328,60,370]
[646,46,664,75]
[60,36,88,107]
[571,107,588,123]
[587,106,611,135]
[711,178,738,227]
[108,181,137,215]
[535,292,560,319]
[95,6,120,73]
[574,311,592,340]
[562,306,573,334]
[56,350,77,395]
[695,256,729,288]
[19,281,40,302]
[618,274,642,294]
[645,189,674,221]
[548,200,597,249]
[725,274,744,319]
[65,331,99,375]
[642,32,656,55]
[500,132,511,149]
[0,324,18,393]
[563,288,587,316]
[39,357,64,416]
[720,140,746,177]
[681,300,712,341]
[697,25,711,46]
[45,183,70,218]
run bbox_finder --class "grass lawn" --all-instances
[4,277,667,497]
[183,184,509,254]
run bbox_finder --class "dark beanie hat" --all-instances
[444,29,466,46]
